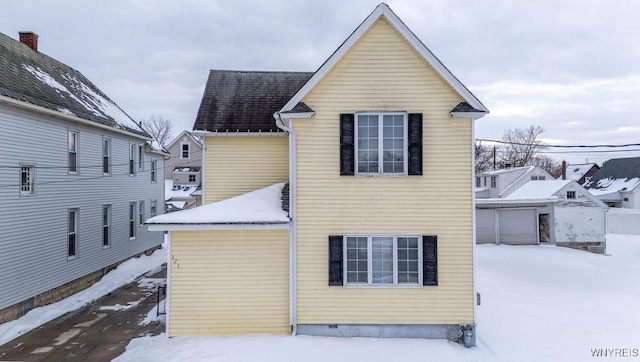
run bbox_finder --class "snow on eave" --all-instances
[505,180,573,199]
[476,197,558,205]
[148,183,289,226]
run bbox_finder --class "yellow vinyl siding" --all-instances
[169,230,289,336]
[294,18,475,324]
[204,136,288,203]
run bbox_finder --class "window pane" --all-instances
[68,211,75,232]
[371,237,393,284]
[68,132,76,151]
[346,237,368,284]
[397,237,419,284]
[382,115,404,174]
[357,115,379,173]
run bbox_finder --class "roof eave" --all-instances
[273,111,315,119]
[147,222,290,231]
[279,3,488,114]
[450,111,488,119]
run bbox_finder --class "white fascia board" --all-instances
[279,3,488,114]
[476,197,558,206]
[556,181,609,209]
[147,223,290,231]
[277,112,315,119]
[166,130,201,150]
[192,130,286,137]
[451,112,487,119]
[0,95,151,140]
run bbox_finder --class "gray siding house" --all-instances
[0,31,166,322]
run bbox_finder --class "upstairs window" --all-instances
[356,113,406,175]
[129,202,136,239]
[20,164,36,196]
[138,145,144,171]
[150,199,157,217]
[567,191,576,199]
[68,130,78,173]
[139,200,145,226]
[102,138,111,175]
[181,142,190,159]
[150,160,157,183]
[490,176,497,188]
[531,175,546,181]
[475,177,481,188]
[129,144,135,175]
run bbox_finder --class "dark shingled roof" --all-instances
[584,157,640,189]
[0,32,148,136]
[450,102,485,113]
[193,70,313,133]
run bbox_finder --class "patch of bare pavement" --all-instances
[0,264,166,362]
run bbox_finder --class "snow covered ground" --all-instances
[0,247,166,346]
[113,234,640,362]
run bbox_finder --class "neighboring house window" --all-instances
[20,164,36,196]
[490,176,497,188]
[102,205,111,247]
[129,202,136,239]
[531,176,546,181]
[189,174,196,182]
[567,191,576,199]
[483,177,487,187]
[68,130,78,173]
[102,138,111,175]
[150,160,157,183]
[181,142,190,159]
[129,144,135,175]
[138,145,144,171]
[68,209,78,258]
[344,235,421,285]
[355,113,407,175]
[475,177,481,188]
[623,197,629,202]
[150,199,157,217]
[139,200,145,226]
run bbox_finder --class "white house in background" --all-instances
[164,130,203,182]
[563,162,599,185]
[584,157,640,208]
[476,180,607,254]
[475,166,554,199]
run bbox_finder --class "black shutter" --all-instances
[340,114,355,176]
[408,113,423,175]
[328,235,344,286]
[423,235,438,286]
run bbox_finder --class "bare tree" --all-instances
[140,116,173,147]
[475,142,494,173]
[499,125,546,168]
[533,155,562,178]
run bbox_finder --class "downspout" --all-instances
[275,112,297,336]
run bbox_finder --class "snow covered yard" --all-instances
[114,234,640,362]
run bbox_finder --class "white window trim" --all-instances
[68,130,79,174]
[490,176,497,188]
[342,234,422,287]
[102,137,111,175]
[354,112,408,176]
[129,143,136,176]
[68,208,79,260]
[567,190,576,199]
[150,199,157,217]
[129,202,137,240]
[139,200,145,226]
[138,145,144,171]
[19,163,36,196]
[102,205,111,249]
[180,142,191,159]
[150,160,157,183]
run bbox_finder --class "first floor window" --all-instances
[129,202,136,239]
[68,209,78,258]
[188,174,196,182]
[102,205,111,247]
[20,164,35,195]
[345,235,421,285]
[68,130,78,173]
[475,177,481,188]
[150,199,157,217]
[355,112,406,175]
[139,201,145,226]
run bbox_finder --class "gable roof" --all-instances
[584,157,640,191]
[166,130,203,150]
[565,163,599,182]
[193,70,313,133]
[278,3,488,116]
[505,180,573,199]
[0,32,148,137]
[499,166,555,197]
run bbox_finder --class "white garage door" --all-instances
[498,209,537,245]
[476,209,496,244]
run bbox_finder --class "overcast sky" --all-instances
[3,0,639,164]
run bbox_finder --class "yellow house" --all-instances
[147,3,488,347]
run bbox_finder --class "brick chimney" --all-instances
[561,160,566,180]
[18,32,38,51]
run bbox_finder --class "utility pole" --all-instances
[493,145,496,170]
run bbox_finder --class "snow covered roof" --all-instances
[584,157,640,194]
[147,183,290,229]
[587,178,640,199]
[165,181,198,201]
[478,166,534,176]
[505,180,573,200]
[0,31,148,137]
[173,167,201,173]
[565,163,598,181]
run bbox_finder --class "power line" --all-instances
[476,138,640,149]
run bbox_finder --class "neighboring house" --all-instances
[163,130,203,181]
[147,4,488,347]
[584,157,640,208]
[562,162,599,185]
[163,130,203,211]
[0,31,165,323]
[475,166,554,199]
[476,180,607,253]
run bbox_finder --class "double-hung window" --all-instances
[490,176,497,188]
[102,205,111,247]
[129,202,136,239]
[344,235,421,285]
[181,142,190,159]
[68,130,78,173]
[20,164,35,196]
[129,144,135,175]
[150,160,157,183]
[139,201,145,226]
[102,138,111,175]
[68,209,78,258]
[150,199,157,217]
[138,145,144,172]
[355,113,407,175]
